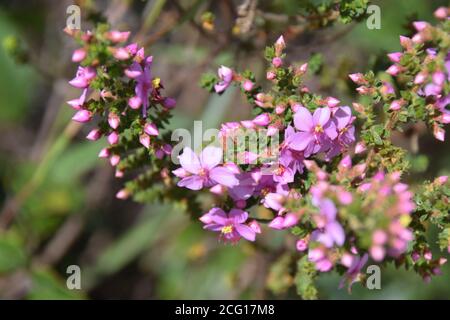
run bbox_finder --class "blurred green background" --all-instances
[0,0,449,299]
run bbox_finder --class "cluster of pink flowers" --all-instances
[67,29,175,192]
[174,36,357,247]
[350,7,450,141]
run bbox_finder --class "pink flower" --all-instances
[339,254,368,291]
[200,207,256,243]
[127,55,153,117]
[69,66,96,89]
[311,198,345,248]
[174,146,238,190]
[290,107,337,157]
[214,66,233,93]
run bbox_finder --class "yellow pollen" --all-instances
[261,188,270,196]
[221,225,233,234]
[314,125,323,133]
[275,166,285,175]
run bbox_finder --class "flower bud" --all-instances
[72,110,92,123]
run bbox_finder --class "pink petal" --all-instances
[200,146,223,170]
[235,224,256,241]
[177,175,204,190]
[293,107,313,131]
[178,147,201,174]
[229,209,248,224]
[313,107,331,126]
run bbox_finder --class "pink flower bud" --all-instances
[296,238,308,252]
[242,80,254,91]
[139,134,151,149]
[110,154,120,166]
[356,86,371,95]
[414,72,427,84]
[355,142,367,154]
[339,155,352,169]
[435,176,448,185]
[115,189,130,200]
[108,113,120,129]
[108,131,119,145]
[326,97,340,108]
[98,148,110,158]
[266,71,276,80]
[433,123,445,141]
[370,245,386,262]
[299,63,308,74]
[115,169,124,178]
[268,216,285,230]
[240,120,255,129]
[283,213,298,228]
[411,251,420,262]
[112,47,130,60]
[386,64,401,76]
[434,7,448,20]
[128,96,142,109]
[253,113,270,126]
[144,123,159,136]
[348,73,365,84]
[106,31,131,43]
[387,52,403,63]
[275,105,286,114]
[389,99,404,111]
[86,128,101,141]
[272,57,282,68]
[399,36,412,49]
[163,97,176,109]
[126,43,138,55]
[275,35,286,55]
[424,250,432,261]
[72,48,87,62]
[412,21,428,32]
[72,110,92,123]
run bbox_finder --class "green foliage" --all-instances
[295,255,318,300]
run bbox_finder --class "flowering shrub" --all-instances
[66,7,450,298]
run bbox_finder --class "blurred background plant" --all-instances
[0,0,448,299]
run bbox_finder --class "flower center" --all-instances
[314,125,323,133]
[275,165,285,176]
[261,187,271,196]
[221,225,233,234]
[198,168,207,177]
